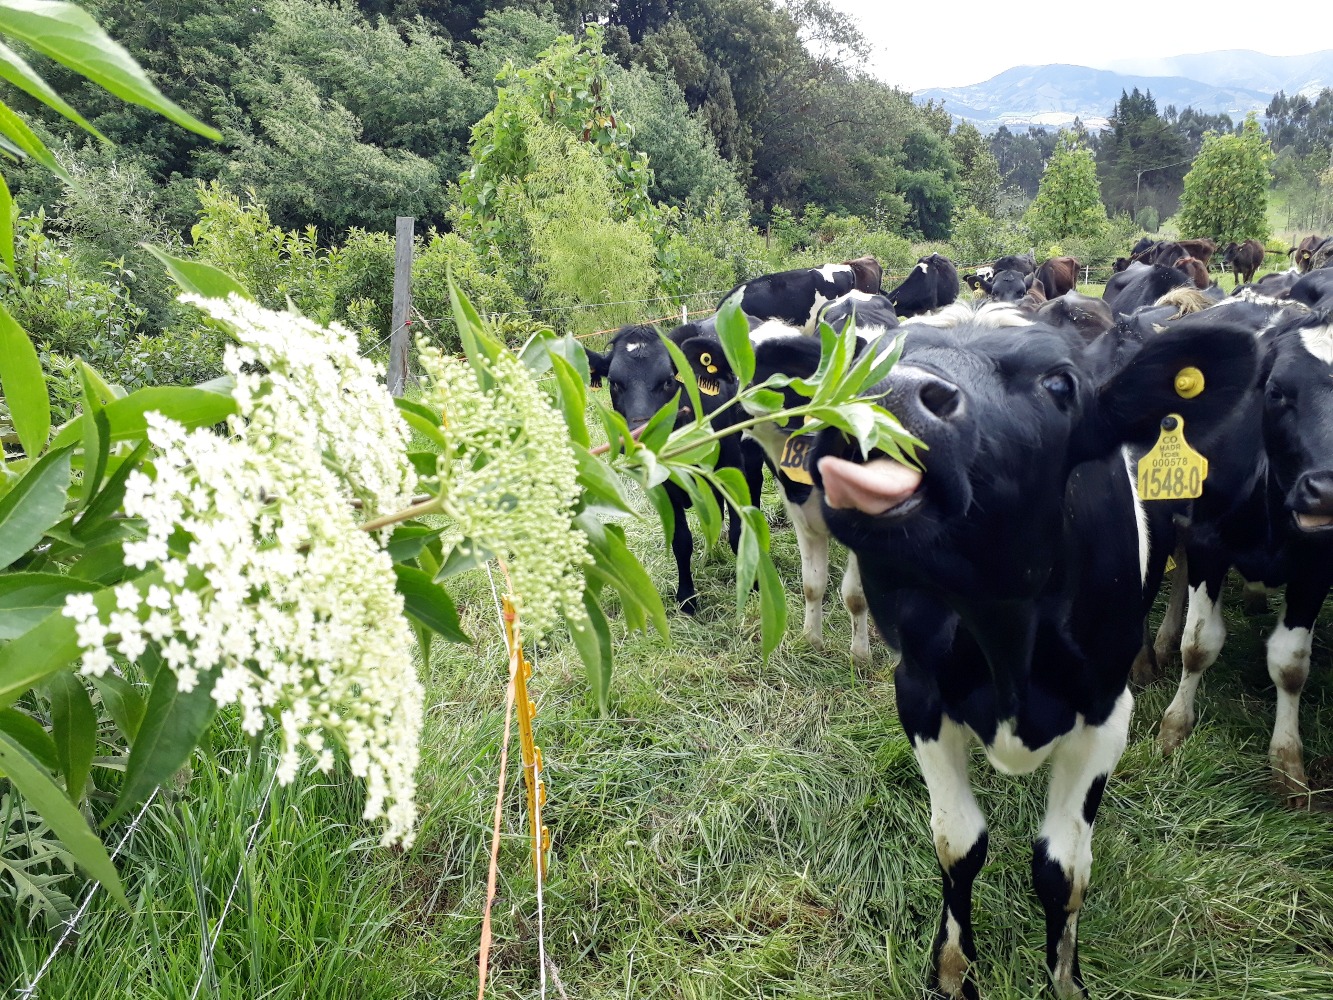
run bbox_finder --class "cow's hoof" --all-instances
[678,594,699,616]
[1159,713,1193,755]
[1129,646,1159,687]
[850,643,871,667]
[1051,978,1090,999]
[1271,745,1310,808]
[802,630,825,652]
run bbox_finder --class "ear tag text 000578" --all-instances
[1137,413,1208,501]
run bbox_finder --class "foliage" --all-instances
[948,207,1032,269]
[894,125,958,240]
[950,122,1002,217]
[1024,132,1109,244]
[1097,88,1189,221]
[1178,115,1274,245]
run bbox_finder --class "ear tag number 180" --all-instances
[1137,414,1208,501]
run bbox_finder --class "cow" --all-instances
[963,272,990,293]
[1235,268,1301,299]
[586,324,745,613]
[993,251,1037,276]
[1174,256,1210,290]
[1158,303,1332,804]
[1287,235,1324,273]
[1310,236,1333,272]
[1288,268,1333,310]
[1034,291,1114,342]
[1130,236,1156,258]
[1103,262,1192,317]
[807,307,1258,999]
[739,325,875,663]
[888,253,960,318]
[987,268,1033,303]
[1150,241,1187,268]
[1176,239,1218,270]
[1035,256,1079,298]
[716,256,883,333]
[817,290,899,337]
[1222,239,1265,286]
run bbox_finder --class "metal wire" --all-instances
[16,788,162,999]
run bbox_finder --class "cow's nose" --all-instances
[916,374,962,420]
[1295,470,1333,512]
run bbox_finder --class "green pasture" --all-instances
[3,446,1330,999]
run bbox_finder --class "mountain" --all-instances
[916,62,1282,133]
[1104,50,1333,99]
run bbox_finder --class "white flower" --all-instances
[67,295,424,847]
[113,584,142,614]
[63,593,97,621]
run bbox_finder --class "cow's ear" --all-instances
[1072,315,1258,462]
[846,255,883,293]
[683,337,734,380]
[1024,272,1035,290]
[584,346,610,388]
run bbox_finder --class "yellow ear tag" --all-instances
[1165,554,1177,574]
[1137,414,1208,501]
[707,364,719,374]
[697,378,720,396]
[778,417,819,485]
[1174,366,1204,399]
[699,352,712,366]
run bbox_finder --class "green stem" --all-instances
[359,495,442,533]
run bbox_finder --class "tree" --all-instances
[1178,114,1274,244]
[1097,88,1188,220]
[1024,131,1108,243]
[950,122,1002,216]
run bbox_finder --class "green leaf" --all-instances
[756,549,787,661]
[393,564,470,644]
[0,171,13,273]
[108,661,220,825]
[0,445,72,570]
[143,244,249,299]
[50,383,237,451]
[46,671,95,801]
[77,363,110,509]
[385,523,443,562]
[0,300,50,457]
[714,292,755,387]
[636,391,680,454]
[434,542,491,581]
[578,516,668,640]
[0,729,127,907]
[573,442,637,515]
[0,707,57,769]
[548,354,590,449]
[735,510,761,616]
[0,2,219,140]
[0,572,97,640]
[570,592,613,717]
[0,572,159,710]
[0,96,65,180]
[74,440,146,539]
[657,332,703,428]
[0,37,102,139]
[90,673,145,742]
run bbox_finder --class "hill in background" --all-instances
[917,50,1333,131]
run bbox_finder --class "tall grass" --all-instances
[4,456,1330,1000]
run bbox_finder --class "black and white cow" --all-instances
[1158,304,1333,802]
[586,324,745,613]
[817,290,900,337]
[987,268,1034,303]
[888,253,960,318]
[1288,268,1333,310]
[740,321,876,662]
[803,307,1258,998]
[717,257,882,333]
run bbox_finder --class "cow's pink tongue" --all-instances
[819,456,923,515]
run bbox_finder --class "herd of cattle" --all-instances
[582,238,1333,999]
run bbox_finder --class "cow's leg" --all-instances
[1159,559,1228,753]
[841,552,871,665]
[1033,688,1133,999]
[913,718,987,1000]
[665,483,697,614]
[1266,574,1329,803]
[787,493,830,649]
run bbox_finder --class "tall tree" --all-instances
[950,122,1002,216]
[1178,115,1274,244]
[1097,88,1188,221]
[1025,131,1107,243]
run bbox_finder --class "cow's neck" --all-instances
[954,598,1038,722]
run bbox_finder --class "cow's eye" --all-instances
[664,378,679,392]
[1040,371,1075,400]
[1265,382,1290,407]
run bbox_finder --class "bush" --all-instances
[947,207,1033,269]
[1135,205,1160,233]
[413,231,532,349]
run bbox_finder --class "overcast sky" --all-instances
[823,1,1325,92]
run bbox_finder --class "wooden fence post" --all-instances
[388,216,414,397]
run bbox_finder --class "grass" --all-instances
[3,436,1332,999]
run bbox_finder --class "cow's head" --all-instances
[586,325,735,429]
[1260,311,1333,535]
[812,314,1258,600]
[845,255,883,294]
[989,269,1032,303]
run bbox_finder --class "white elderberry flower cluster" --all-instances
[416,340,587,641]
[63,296,423,846]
